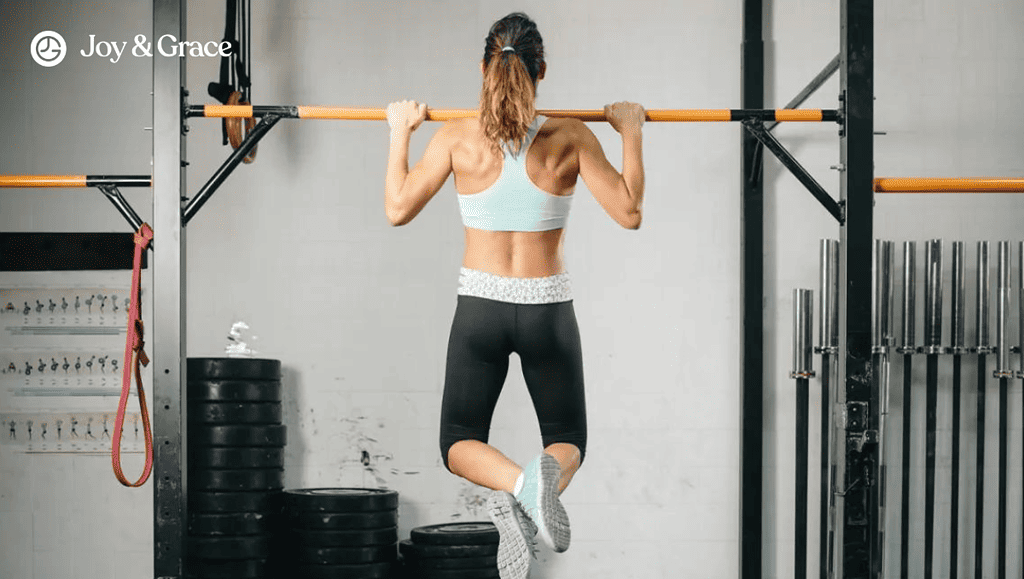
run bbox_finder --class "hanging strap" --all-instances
[112,223,154,487]
[234,0,251,98]
[209,0,239,145]
[208,0,238,104]
[208,0,253,148]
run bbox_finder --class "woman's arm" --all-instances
[384,100,454,226]
[576,101,646,229]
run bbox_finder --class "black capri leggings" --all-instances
[439,295,587,471]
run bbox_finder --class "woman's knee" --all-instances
[440,436,488,473]
[543,438,586,468]
[440,440,455,473]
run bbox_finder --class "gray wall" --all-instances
[1,1,1022,578]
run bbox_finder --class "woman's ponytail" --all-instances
[479,13,545,155]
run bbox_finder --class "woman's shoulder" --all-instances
[540,116,582,130]
[437,117,483,143]
[444,117,480,133]
[539,116,590,145]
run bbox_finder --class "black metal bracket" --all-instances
[767,54,841,133]
[185,104,300,119]
[179,87,192,136]
[182,113,281,226]
[838,91,847,138]
[98,184,146,233]
[751,54,842,189]
[742,119,844,224]
[844,401,878,453]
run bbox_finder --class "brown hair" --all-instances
[480,13,545,155]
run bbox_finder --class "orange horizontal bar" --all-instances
[873,178,1024,193]
[205,104,255,118]
[197,106,824,122]
[294,107,738,122]
[774,109,823,122]
[297,106,385,120]
[543,109,737,122]
[0,175,87,187]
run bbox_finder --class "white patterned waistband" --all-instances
[457,268,573,305]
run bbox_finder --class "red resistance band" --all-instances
[112,223,154,487]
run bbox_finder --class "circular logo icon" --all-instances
[31,31,66,67]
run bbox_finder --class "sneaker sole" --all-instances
[528,454,571,553]
[487,491,532,579]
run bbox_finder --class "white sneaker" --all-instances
[515,453,570,552]
[487,490,536,579]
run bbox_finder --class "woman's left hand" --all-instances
[387,100,428,133]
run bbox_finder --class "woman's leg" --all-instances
[543,442,582,494]
[518,301,588,495]
[514,300,585,553]
[447,441,579,495]
[448,440,523,493]
[440,295,518,485]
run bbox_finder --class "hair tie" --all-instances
[501,46,515,52]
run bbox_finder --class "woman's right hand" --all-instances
[604,101,646,135]
[386,100,428,134]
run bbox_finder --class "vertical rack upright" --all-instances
[153,0,188,577]
[836,0,877,576]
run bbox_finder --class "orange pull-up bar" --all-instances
[0,175,152,188]
[873,178,1024,193]
[5,176,1023,194]
[0,175,88,187]
[190,105,839,123]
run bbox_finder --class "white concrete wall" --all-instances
[0,1,1021,578]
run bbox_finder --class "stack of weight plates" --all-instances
[186,357,286,579]
[399,522,500,579]
[280,488,400,579]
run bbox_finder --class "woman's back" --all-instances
[446,116,580,277]
[450,117,580,198]
[448,116,581,277]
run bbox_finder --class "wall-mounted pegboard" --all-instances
[0,271,151,453]
[0,287,132,337]
[0,411,145,453]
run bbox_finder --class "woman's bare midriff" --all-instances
[462,228,565,277]
[451,117,578,279]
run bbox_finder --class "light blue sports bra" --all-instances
[457,116,573,232]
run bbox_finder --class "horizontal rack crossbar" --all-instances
[0,175,152,188]
[873,178,1024,193]
[188,105,840,123]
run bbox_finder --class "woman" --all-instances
[384,12,645,579]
